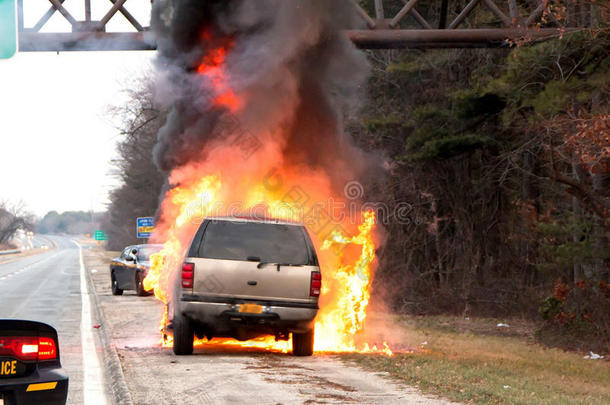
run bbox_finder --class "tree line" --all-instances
[36,210,103,235]
[350,1,608,352]
[101,78,165,251]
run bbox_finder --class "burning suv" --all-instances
[170,216,321,356]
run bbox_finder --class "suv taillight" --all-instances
[182,262,194,288]
[310,271,322,297]
[0,336,57,362]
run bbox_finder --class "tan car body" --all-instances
[175,217,320,343]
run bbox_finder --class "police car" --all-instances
[0,320,68,405]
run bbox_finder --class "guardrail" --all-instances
[0,249,21,256]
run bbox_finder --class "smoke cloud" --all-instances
[151,0,371,189]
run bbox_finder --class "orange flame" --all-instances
[196,33,239,112]
[144,173,391,356]
[143,32,392,356]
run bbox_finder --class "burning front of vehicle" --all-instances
[142,0,393,356]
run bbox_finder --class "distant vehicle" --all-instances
[0,320,68,405]
[110,244,163,296]
[170,216,321,356]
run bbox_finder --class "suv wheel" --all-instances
[111,273,123,296]
[172,311,194,355]
[135,272,147,296]
[292,329,314,356]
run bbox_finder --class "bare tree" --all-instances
[102,75,166,250]
[0,201,33,246]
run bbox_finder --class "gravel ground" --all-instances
[84,248,457,405]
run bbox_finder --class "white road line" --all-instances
[0,251,61,279]
[75,241,109,405]
[7,251,66,318]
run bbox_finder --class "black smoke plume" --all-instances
[151,0,372,189]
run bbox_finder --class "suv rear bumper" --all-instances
[180,294,318,333]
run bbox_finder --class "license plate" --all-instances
[239,303,262,314]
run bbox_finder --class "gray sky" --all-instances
[0,1,154,217]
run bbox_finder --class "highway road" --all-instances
[1,237,455,404]
[0,236,109,405]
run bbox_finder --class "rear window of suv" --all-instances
[197,220,311,265]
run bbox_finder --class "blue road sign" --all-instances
[137,217,155,238]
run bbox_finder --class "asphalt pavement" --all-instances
[1,238,456,404]
[0,236,109,405]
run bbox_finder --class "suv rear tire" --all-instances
[292,329,314,356]
[172,312,194,355]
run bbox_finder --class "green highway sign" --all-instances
[0,0,17,59]
[94,230,108,241]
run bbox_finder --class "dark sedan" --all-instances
[110,244,163,296]
[0,320,68,405]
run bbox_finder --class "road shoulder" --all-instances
[81,244,133,405]
[84,247,457,404]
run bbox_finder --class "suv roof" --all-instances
[205,215,303,226]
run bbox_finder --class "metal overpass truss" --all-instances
[17,0,596,51]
